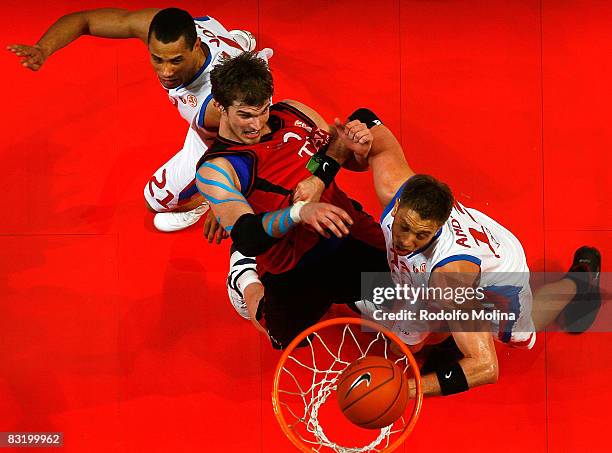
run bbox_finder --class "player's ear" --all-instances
[213,99,225,114]
[391,198,400,216]
[193,37,201,51]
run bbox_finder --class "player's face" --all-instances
[391,204,442,256]
[222,101,271,144]
[148,36,202,89]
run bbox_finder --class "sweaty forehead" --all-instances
[397,208,438,232]
[231,101,271,113]
[148,35,191,57]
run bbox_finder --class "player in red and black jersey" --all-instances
[195,52,388,349]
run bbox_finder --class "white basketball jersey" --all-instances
[380,185,529,288]
[377,181,535,346]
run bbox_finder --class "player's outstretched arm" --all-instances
[366,123,415,208]
[7,8,159,71]
[196,157,354,257]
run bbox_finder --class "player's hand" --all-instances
[7,44,49,71]
[299,202,353,238]
[293,175,325,203]
[333,118,373,161]
[203,211,229,244]
[244,282,268,336]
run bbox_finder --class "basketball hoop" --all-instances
[272,317,423,452]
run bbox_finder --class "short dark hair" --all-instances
[148,8,197,49]
[210,52,274,109]
[399,174,454,224]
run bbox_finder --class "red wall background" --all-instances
[0,1,610,451]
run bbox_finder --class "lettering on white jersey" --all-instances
[450,216,470,248]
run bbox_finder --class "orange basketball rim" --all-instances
[272,317,423,453]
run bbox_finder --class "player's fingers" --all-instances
[332,118,349,137]
[329,206,353,226]
[22,60,39,71]
[344,119,363,129]
[325,212,350,236]
[206,220,218,243]
[346,121,365,133]
[354,129,372,144]
[312,221,331,239]
[348,126,367,142]
[293,186,305,202]
[215,227,225,244]
[353,129,369,139]
[329,211,352,233]
[16,47,35,58]
[7,45,24,54]
[344,122,359,139]
[24,57,41,71]
[318,216,344,238]
[345,121,366,139]
[203,212,213,236]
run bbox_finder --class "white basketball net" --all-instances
[275,323,413,453]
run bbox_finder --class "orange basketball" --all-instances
[336,355,409,429]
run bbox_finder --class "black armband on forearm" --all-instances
[230,213,280,256]
[306,151,341,187]
[435,362,469,396]
[348,108,383,129]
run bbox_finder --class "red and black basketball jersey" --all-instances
[200,102,384,275]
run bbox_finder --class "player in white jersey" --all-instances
[335,109,602,397]
[7,7,269,234]
[379,181,536,349]
[8,7,270,321]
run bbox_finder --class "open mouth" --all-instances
[393,245,412,255]
[243,130,260,139]
[159,78,180,88]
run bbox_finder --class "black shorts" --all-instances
[258,235,388,350]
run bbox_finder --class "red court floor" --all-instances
[1,1,611,452]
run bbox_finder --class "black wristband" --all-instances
[435,362,469,396]
[306,152,341,187]
[231,213,280,256]
[348,108,383,129]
